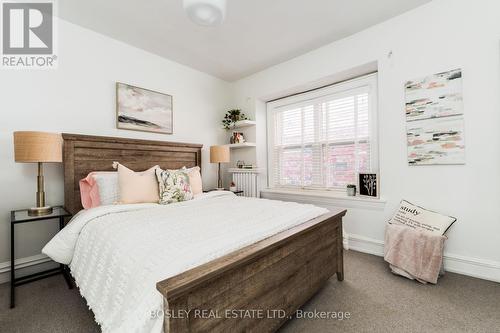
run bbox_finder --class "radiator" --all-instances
[229,169,260,197]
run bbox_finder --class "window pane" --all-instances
[303,105,315,144]
[324,97,355,142]
[356,142,371,173]
[325,142,370,188]
[357,93,369,139]
[269,74,376,190]
[279,148,302,186]
[303,147,313,186]
[325,143,356,187]
[280,108,301,145]
[277,105,315,146]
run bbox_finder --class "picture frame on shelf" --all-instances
[230,132,245,144]
[357,173,379,198]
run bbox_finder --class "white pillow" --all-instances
[388,200,456,235]
[182,166,202,195]
[92,172,119,205]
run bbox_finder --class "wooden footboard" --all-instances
[156,209,346,333]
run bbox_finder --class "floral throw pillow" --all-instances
[155,168,193,204]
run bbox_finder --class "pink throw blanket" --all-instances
[384,223,446,284]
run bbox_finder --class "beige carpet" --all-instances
[1,250,499,333]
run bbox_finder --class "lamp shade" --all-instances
[14,131,63,163]
[210,145,230,163]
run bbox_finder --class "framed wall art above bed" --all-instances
[116,82,173,134]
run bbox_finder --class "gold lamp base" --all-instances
[28,206,53,217]
[27,162,53,217]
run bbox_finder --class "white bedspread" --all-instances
[42,191,328,333]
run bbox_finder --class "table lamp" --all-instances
[210,145,230,190]
[13,131,63,216]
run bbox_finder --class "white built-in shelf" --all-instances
[226,120,256,130]
[227,168,263,173]
[225,142,257,149]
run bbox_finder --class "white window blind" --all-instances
[267,74,378,190]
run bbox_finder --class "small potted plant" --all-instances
[222,109,249,129]
[346,184,356,196]
[229,181,237,192]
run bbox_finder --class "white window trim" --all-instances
[266,73,379,191]
[260,188,386,210]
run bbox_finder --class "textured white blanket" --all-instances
[42,191,328,333]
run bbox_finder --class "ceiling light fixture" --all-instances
[183,0,226,27]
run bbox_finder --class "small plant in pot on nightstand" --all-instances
[222,109,249,129]
[347,184,356,196]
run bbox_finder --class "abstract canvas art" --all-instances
[407,117,465,165]
[405,69,465,165]
[405,69,463,121]
[116,82,173,134]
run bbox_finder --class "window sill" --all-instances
[260,188,387,210]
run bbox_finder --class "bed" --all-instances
[50,133,346,333]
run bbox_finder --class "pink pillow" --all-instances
[186,166,202,195]
[116,163,160,204]
[79,173,101,209]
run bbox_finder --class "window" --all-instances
[267,73,378,191]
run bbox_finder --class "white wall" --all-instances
[232,0,500,281]
[0,19,232,278]
[2,0,500,284]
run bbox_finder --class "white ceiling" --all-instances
[58,0,431,81]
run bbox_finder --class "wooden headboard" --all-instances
[62,133,202,215]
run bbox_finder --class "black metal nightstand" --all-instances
[10,206,74,308]
[203,189,244,196]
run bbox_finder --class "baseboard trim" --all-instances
[347,233,384,256]
[0,254,53,284]
[345,233,500,283]
[443,254,500,283]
